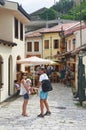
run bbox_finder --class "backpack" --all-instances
[42,79,53,92]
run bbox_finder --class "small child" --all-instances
[26,78,34,94]
[14,80,20,97]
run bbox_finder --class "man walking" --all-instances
[37,68,51,117]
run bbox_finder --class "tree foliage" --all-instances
[52,0,74,14]
[39,0,86,21]
[39,8,57,20]
[63,1,86,20]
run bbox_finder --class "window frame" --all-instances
[72,38,76,50]
[20,22,23,41]
[27,42,32,52]
[44,40,49,49]
[34,41,39,52]
[53,39,59,49]
[14,17,18,39]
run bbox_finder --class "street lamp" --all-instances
[78,0,86,105]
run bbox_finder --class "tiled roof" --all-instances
[0,39,17,47]
[40,22,80,33]
[25,21,84,38]
[64,25,86,36]
[25,28,46,38]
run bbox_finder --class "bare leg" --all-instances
[44,99,50,112]
[40,99,44,115]
[22,99,28,116]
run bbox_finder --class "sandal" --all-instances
[44,111,51,116]
[22,114,28,117]
[37,113,44,118]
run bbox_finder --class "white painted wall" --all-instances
[0,1,30,102]
[74,28,86,48]
[0,12,13,41]
[0,44,12,101]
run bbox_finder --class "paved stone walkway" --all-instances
[0,83,86,130]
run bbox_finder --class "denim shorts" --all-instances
[40,91,48,99]
[23,93,29,99]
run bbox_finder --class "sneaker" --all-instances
[37,114,44,118]
[44,111,51,116]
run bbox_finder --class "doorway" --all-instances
[8,55,12,96]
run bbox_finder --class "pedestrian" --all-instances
[20,73,30,117]
[37,68,51,118]
[14,80,20,97]
[60,67,65,84]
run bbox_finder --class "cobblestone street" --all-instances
[0,83,86,130]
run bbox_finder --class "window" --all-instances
[14,18,18,39]
[20,22,23,40]
[27,42,32,52]
[53,39,59,49]
[69,40,71,50]
[34,42,39,51]
[72,38,76,50]
[44,40,49,49]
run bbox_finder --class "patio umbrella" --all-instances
[17,56,51,65]
[17,56,52,87]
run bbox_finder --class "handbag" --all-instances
[42,79,53,92]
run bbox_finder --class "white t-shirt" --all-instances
[39,73,49,82]
[39,73,49,92]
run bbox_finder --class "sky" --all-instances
[8,0,59,14]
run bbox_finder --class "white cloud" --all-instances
[8,0,59,13]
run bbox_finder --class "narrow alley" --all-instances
[0,83,86,130]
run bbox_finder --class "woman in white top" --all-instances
[20,73,30,116]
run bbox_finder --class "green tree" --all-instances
[39,8,57,20]
[52,0,74,14]
[67,1,86,20]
